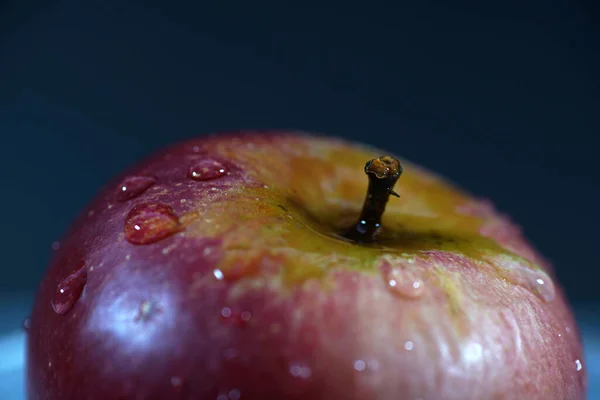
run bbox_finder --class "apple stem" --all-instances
[344,156,403,242]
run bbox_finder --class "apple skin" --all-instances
[26,132,586,400]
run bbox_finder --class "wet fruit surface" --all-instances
[124,202,181,245]
[51,263,87,315]
[115,176,157,201]
[26,132,586,400]
[188,159,228,181]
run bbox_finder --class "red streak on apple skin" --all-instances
[26,132,586,400]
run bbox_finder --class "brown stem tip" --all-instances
[344,156,403,242]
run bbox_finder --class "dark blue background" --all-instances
[0,1,599,399]
[1,0,599,296]
[1,0,598,303]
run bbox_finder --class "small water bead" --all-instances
[289,362,312,379]
[403,341,414,351]
[489,254,556,303]
[386,269,425,299]
[116,176,157,201]
[51,241,60,251]
[515,272,555,302]
[353,358,381,373]
[52,264,87,315]
[188,159,228,181]
[378,255,425,299]
[220,308,252,328]
[124,203,181,245]
[353,359,366,372]
[575,359,583,372]
[240,311,252,321]
[221,307,232,318]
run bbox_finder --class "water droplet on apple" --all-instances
[124,202,181,245]
[353,359,367,372]
[385,269,425,299]
[352,357,381,374]
[116,176,157,201]
[213,269,224,280]
[51,241,60,251]
[575,359,583,371]
[378,255,425,299]
[22,317,31,332]
[490,255,556,302]
[220,307,232,318]
[289,362,313,379]
[52,264,87,315]
[220,308,251,328]
[403,340,414,351]
[188,159,228,181]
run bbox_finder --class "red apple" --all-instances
[26,132,586,399]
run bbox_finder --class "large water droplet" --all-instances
[385,268,425,299]
[188,159,227,181]
[52,264,87,315]
[489,255,556,302]
[116,176,157,201]
[378,255,425,299]
[124,203,181,245]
